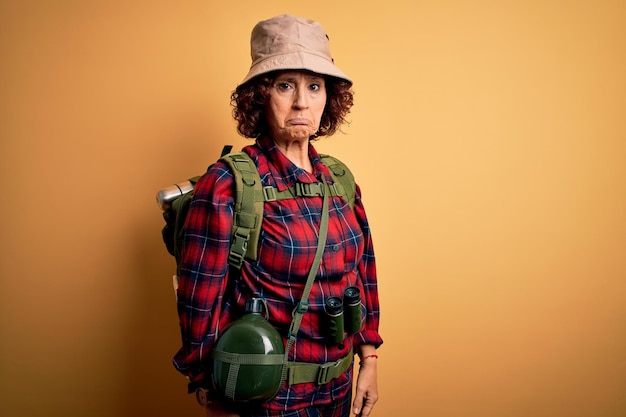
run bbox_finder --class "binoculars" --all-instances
[324,286,362,345]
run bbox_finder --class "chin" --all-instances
[289,128,314,140]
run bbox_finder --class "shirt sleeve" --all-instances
[351,184,384,349]
[172,162,235,390]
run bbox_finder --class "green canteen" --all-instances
[212,298,285,402]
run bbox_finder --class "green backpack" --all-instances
[157,145,356,275]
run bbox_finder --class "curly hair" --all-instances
[231,71,354,139]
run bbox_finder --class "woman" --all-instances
[173,14,383,417]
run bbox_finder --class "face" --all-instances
[265,71,327,144]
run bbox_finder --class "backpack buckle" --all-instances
[317,357,343,385]
[295,182,323,197]
[330,182,344,197]
[263,186,277,201]
[228,227,249,268]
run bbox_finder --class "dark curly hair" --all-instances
[231,71,354,139]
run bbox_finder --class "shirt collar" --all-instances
[256,135,330,192]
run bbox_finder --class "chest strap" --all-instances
[263,182,345,201]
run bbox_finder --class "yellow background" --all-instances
[1,1,625,416]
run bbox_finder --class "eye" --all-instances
[309,83,321,92]
[276,82,293,91]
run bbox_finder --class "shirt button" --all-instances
[332,245,340,252]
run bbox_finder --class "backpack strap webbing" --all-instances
[320,154,356,209]
[263,155,355,206]
[274,174,331,397]
[221,152,356,269]
[263,181,346,202]
[220,152,265,268]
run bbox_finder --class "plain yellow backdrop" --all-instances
[1,1,625,416]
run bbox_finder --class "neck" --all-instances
[274,138,313,173]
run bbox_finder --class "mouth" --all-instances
[289,118,310,125]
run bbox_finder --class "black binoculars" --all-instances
[324,286,362,345]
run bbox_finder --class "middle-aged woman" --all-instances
[173,14,383,417]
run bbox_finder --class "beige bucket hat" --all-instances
[239,14,351,86]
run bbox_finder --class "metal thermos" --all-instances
[156,181,194,210]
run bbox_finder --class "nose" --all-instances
[293,87,309,109]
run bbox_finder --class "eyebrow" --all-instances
[276,73,324,83]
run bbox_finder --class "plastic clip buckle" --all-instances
[263,186,277,201]
[295,183,323,197]
[317,358,342,385]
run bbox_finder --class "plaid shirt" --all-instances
[173,136,382,411]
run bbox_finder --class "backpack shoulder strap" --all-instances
[218,151,356,269]
[220,151,264,268]
[320,154,356,210]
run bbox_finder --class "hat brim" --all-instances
[239,51,352,86]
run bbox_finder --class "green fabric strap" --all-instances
[271,174,330,397]
[212,349,284,365]
[221,151,355,270]
[215,175,332,399]
[320,154,356,209]
[263,182,344,202]
[221,152,265,267]
[212,349,284,401]
[286,347,353,385]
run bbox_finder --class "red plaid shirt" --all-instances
[173,136,382,411]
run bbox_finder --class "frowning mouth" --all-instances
[289,118,310,125]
